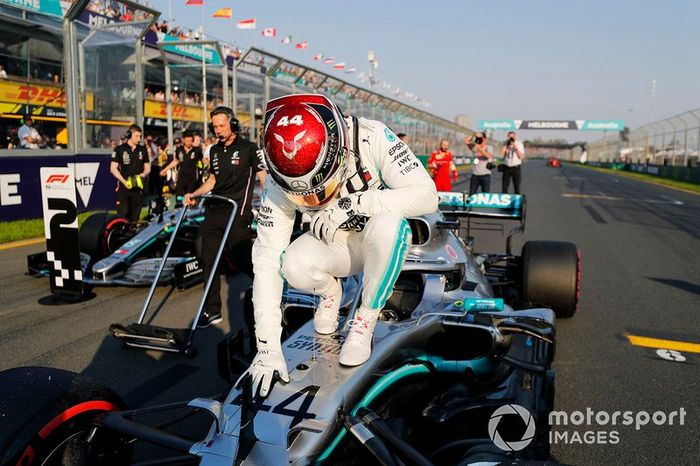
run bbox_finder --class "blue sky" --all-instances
[159,0,699,138]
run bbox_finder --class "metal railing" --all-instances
[587,109,700,167]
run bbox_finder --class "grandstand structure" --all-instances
[0,0,472,154]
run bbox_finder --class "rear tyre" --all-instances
[79,212,129,260]
[521,241,580,318]
[0,367,131,465]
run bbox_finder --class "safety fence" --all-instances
[586,109,700,167]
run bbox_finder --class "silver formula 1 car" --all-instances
[26,185,264,288]
[1,192,580,466]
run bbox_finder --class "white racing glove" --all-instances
[310,193,369,245]
[235,346,290,398]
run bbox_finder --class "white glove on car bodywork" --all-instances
[309,193,369,244]
[235,347,290,398]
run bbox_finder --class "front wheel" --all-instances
[521,241,580,318]
[79,212,130,260]
[0,367,131,466]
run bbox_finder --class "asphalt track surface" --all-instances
[0,162,698,464]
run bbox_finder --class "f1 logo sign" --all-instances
[40,167,83,298]
[46,174,70,184]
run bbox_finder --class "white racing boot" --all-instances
[339,306,379,366]
[314,279,343,334]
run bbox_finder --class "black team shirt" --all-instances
[175,145,203,181]
[209,137,264,219]
[111,143,148,178]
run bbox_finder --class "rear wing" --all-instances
[438,192,525,220]
[438,192,526,254]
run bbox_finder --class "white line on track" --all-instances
[659,195,684,205]
[561,193,684,205]
[561,193,622,200]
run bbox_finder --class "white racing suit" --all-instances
[248,117,437,385]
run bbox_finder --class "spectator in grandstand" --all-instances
[465,132,493,195]
[110,125,151,223]
[428,138,458,191]
[18,115,41,149]
[0,65,8,79]
[500,130,525,194]
[121,8,134,22]
[184,106,265,328]
[6,127,19,149]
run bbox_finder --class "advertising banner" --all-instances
[0,0,63,17]
[160,34,223,65]
[144,99,204,123]
[1,154,115,221]
[0,80,94,112]
[479,119,625,131]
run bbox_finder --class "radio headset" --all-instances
[208,106,240,138]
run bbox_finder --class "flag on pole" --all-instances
[295,41,308,49]
[281,35,292,44]
[323,57,335,64]
[345,67,356,73]
[261,27,277,37]
[313,53,323,61]
[185,0,203,5]
[212,8,232,18]
[333,62,346,69]
[236,18,256,29]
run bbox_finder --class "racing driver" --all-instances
[237,94,438,397]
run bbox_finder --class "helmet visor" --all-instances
[283,166,344,209]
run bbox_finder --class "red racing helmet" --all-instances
[263,94,348,209]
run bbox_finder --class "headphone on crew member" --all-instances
[124,124,142,141]
[208,106,240,136]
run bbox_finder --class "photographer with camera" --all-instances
[500,131,525,194]
[464,132,494,195]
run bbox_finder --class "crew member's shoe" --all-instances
[339,307,379,366]
[197,311,223,328]
[314,279,343,334]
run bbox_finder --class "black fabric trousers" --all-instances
[116,188,143,223]
[502,165,522,194]
[176,177,200,199]
[200,203,254,315]
[469,174,491,196]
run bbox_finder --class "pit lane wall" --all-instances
[0,154,115,221]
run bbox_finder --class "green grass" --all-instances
[0,211,102,244]
[574,164,700,195]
